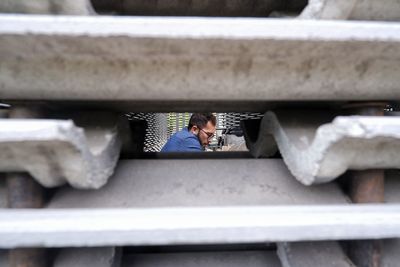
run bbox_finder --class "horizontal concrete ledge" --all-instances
[1,15,400,40]
[0,205,400,248]
[1,15,400,102]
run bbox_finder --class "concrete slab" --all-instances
[0,0,94,15]
[48,159,348,208]
[243,111,400,185]
[0,205,400,248]
[300,0,400,21]
[122,251,281,267]
[0,119,121,189]
[277,242,355,267]
[1,15,400,108]
[54,247,121,267]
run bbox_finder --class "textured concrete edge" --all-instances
[244,112,400,185]
[0,0,96,15]
[0,205,399,248]
[0,15,400,41]
[299,0,358,19]
[0,119,121,189]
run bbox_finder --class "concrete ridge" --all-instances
[0,119,121,188]
[243,112,400,185]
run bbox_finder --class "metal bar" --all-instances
[7,174,46,267]
[0,205,400,248]
[344,103,386,267]
[7,173,44,209]
[349,170,385,203]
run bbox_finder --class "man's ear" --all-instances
[191,125,199,134]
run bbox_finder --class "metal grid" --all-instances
[127,113,168,152]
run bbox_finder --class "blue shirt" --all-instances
[161,128,203,152]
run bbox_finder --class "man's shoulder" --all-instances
[162,128,202,152]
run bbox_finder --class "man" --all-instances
[161,113,216,152]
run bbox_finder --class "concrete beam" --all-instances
[48,159,348,208]
[277,242,354,267]
[243,111,400,185]
[0,205,400,248]
[1,16,400,106]
[0,119,121,189]
[300,0,400,21]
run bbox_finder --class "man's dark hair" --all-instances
[188,113,216,130]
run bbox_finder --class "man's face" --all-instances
[196,121,216,147]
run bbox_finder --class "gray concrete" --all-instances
[300,0,400,21]
[0,205,400,248]
[54,247,121,267]
[277,242,355,267]
[243,111,400,185]
[300,0,358,20]
[123,251,281,267]
[351,0,400,21]
[382,239,400,267]
[49,159,348,208]
[0,119,121,189]
[1,16,400,107]
[0,0,94,15]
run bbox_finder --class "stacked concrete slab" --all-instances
[0,0,400,266]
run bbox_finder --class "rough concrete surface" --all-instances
[243,111,400,185]
[277,242,355,267]
[1,16,400,106]
[0,119,121,189]
[48,159,348,208]
[350,0,400,21]
[54,247,121,267]
[300,0,400,20]
[0,0,94,15]
[123,251,281,267]
[300,0,357,19]
[0,205,399,248]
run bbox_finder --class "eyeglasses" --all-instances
[199,128,215,139]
